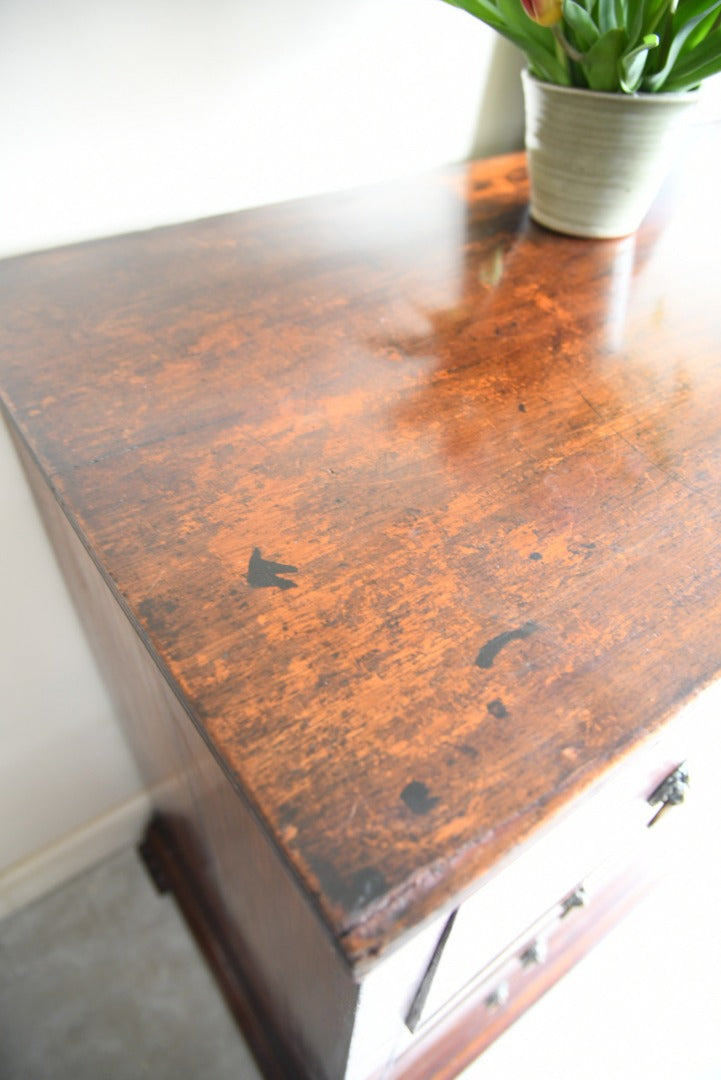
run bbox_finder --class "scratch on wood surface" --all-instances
[574,384,697,494]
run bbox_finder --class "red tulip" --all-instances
[520,0,563,27]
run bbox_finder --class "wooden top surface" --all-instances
[2,150,721,968]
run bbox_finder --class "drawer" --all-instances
[405,757,690,1036]
[355,742,695,1080]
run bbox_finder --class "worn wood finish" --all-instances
[8,429,359,1079]
[2,148,720,984]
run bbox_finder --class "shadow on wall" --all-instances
[471,38,526,159]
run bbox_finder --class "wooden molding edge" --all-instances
[138,816,307,1080]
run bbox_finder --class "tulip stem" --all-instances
[553,25,585,63]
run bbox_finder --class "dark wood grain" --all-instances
[138,818,304,1080]
[2,148,720,977]
[9,427,359,1079]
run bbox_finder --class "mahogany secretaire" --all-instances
[2,148,720,1079]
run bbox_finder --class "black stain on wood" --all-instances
[518,402,527,413]
[351,867,389,908]
[475,621,539,669]
[529,551,543,561]
[568,541,597,558]
[246,547,298,590]
[487,698,508,718]
[401,781,440,815]
[137,597,180,635]
[309,857,388,911]
[277,799,299,825]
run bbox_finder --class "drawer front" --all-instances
[388,844,663,1080]
[406,754,690,1035]
[353,684,718,1080]
[385,755,699,1080]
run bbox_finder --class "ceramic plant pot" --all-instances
[521,70,698,239]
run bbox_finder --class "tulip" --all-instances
[520,0,563,27]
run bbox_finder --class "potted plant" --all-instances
[441,0,721,236]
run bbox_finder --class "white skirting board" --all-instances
[0,791,152,921]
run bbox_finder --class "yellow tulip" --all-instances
[520,0,563,27]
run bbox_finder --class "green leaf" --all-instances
[524,39,574,81]
[643,0,675,35]
[663,55,721,89]
[681,7,721,53]
[598,0,620,31]
[438,0,571,83]
[438,0,509,35]
[643,0,671,27]
[673,0,721,32]
[619,32,660,87]
[643,0,721,87]
[584,26,627,85]
[494,0,573,79]
[659,24,721,87]
[627,0,648,44]
[564,0,601,48]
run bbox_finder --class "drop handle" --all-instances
[485,981,510,1011]
[647,763,689,827]
[559,886,587,918]
[520,940,548,967]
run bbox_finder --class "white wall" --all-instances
[0,0,524,259]
[0,0,523,910]
[0,419,150,917]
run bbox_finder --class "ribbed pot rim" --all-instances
[521,68,700,106]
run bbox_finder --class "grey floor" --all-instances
[0,848,260,1080]
[1,831,720,1080]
